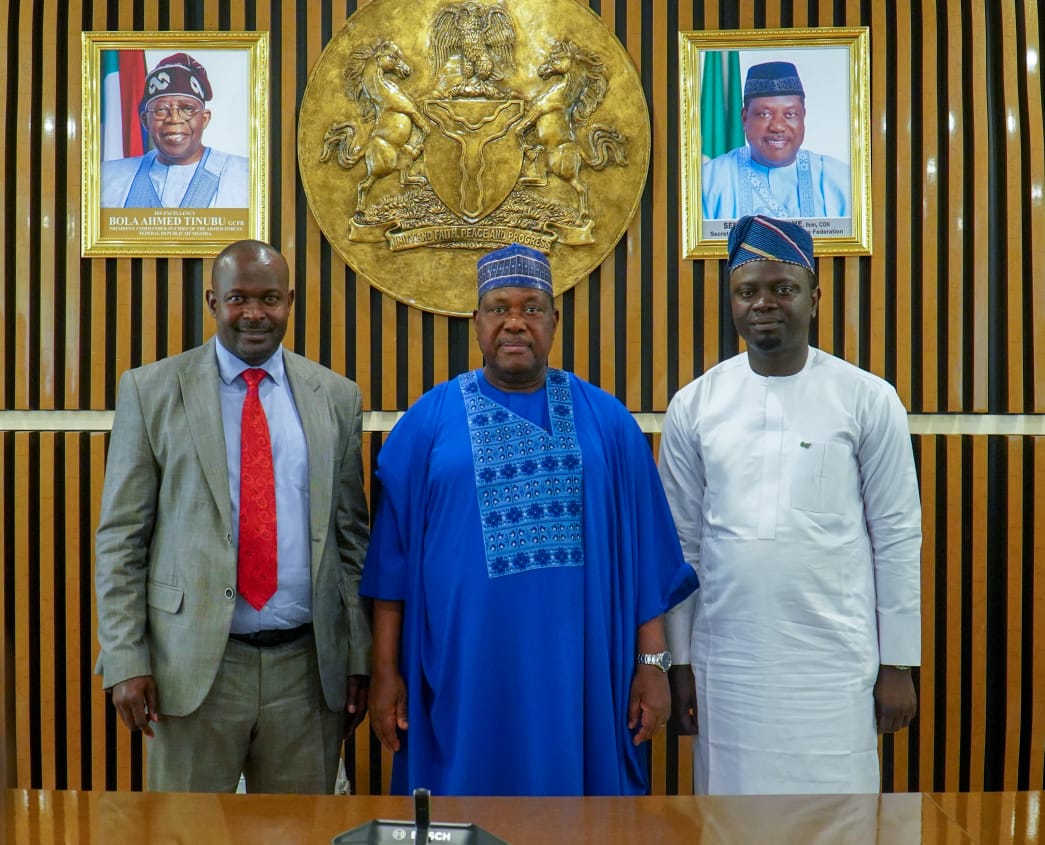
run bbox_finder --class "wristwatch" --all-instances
[637,651,672,672]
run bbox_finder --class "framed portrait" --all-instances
[679,27,871,259]
[81,31,268,257]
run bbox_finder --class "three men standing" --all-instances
[95,225,919,797]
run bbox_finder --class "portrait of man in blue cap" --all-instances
[702,59,851,221]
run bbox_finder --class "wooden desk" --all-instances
[4,789,1043,843]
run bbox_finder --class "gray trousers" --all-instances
[146,633,344,793]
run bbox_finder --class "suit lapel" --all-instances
[179,340,233,530]
[284,350,334,574]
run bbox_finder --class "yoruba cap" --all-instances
[743,61,805,101]
[141,53,213,112]
[477,243,553,298]
[727,214,815,274]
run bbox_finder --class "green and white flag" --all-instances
[700,50,744,161]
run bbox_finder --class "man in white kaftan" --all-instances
[659,214,921,794]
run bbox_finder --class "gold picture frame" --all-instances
[679,27,871,258]
[81,31,268,257]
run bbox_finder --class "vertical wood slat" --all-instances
[968,4,990,412]
[944,5,966,413]
[968,438,989,792]
[625,0,644,409]
[0,0,8,408]
[38,435,56,788]
[893,3,913,403]
[63,434,83,790]
[1026,3,1045,415]
[915,435,937,793]
[943,436,963,792]
[39,15,58,410]
[919,0,940,412]
[89,435,109,793]
[999,5,1025,411]
[13,4,34,411]
[867,2,888,380]
[1003,437,1023,790]
[1031,438,1045,791]
[12,434,31,787]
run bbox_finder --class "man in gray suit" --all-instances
[94,239,371,793]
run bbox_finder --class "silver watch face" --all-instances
[639,651,672,671]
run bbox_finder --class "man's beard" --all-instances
[747,334,782,352]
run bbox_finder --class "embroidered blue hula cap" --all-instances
[477,243,553,298]
[743,61,805,102]
[727,214,815,274]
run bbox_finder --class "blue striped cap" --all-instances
[477,243,552,298]
[727,215,815,274]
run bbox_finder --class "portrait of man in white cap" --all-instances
[702,59,851,221]
[101,52,249,209]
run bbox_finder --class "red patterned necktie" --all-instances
[238,368,277,610]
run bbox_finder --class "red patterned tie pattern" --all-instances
[238,368,278,610]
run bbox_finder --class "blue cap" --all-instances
[744,61,804,100]
[727,215,815,274]
[477,243,553,298]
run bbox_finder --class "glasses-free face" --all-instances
[473,287,559,391]
[729,259,820,376]
[206,254,294,367]
[742,95,807,168]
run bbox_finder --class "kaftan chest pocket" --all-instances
[790,441,850,515]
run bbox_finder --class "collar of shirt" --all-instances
[214,337,286,388]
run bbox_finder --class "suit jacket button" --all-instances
[224,587,235,600]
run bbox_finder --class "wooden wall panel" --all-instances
[3,0,1045,795]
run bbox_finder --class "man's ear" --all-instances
[810,284,822,317]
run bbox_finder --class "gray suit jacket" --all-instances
[94,339,371,716]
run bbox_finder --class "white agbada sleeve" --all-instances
[857,387,923,666]
[658,396,703,664]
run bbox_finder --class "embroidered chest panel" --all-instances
[459,369,585,577]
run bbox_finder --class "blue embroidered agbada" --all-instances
[360,369,698,796]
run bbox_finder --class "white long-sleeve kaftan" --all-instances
[659,348,921,795]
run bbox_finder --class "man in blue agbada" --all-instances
[360,243,699,796]
[702,61,850,220]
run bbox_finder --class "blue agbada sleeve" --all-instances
[360,385,446,602]
[570,375,699,622]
